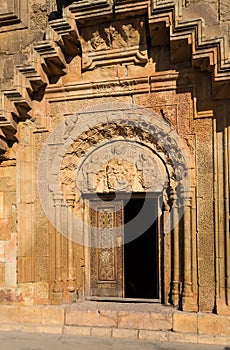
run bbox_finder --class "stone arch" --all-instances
[38,102,193,240]
[38,102,196,308]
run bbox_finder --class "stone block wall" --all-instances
[0,0,229,320]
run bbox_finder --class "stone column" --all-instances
[66,192,76,292]
[181,190,193,310]
[52,191,63,293]
[170,187,180,307]
[162,188,171,304]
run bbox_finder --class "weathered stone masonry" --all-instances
[0,0,230,343]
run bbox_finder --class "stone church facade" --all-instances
[0,0,230,342]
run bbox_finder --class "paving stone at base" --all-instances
[63,325,91,336]
[112,328,138,339]
[0,303,230,346]
[91,327,112,337]
[168,332,198,344]
[0,305,43,324]
[198,335,230,346]
[0,323,63,334]
[198,313,230,336]
[138,329,169,342]
[12,324,63,334]
[41,306,65,325]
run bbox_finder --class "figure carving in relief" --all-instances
[111,143,124,156]
[84,158,99,191]
[106,159,130,191]
[122,24,140,46]
[105,156,137,192]
[61,155,76,191]
[136,153,155,190]
[63,117,77,140]
[105,26,127,49]
[89,30,108,51]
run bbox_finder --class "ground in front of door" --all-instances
[0,332,228,350]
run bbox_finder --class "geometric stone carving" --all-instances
[68,0,113,23]
[0,0,28,32]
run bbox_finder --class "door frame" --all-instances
[83,192,163,302]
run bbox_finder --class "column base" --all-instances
[53,280,64,293]
[182,293,198,312]
[170,281,181,307]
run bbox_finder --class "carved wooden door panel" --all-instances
[89,200,124,297]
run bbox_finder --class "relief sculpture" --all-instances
[86,30,108,51]
[122,24,141,47]
[76,140,168,194]
[106,158,136,191]
[136,153,157,190]
[81,18,147,70]
[83,23,141,52]
[104,25,127,49]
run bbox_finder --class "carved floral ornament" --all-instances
[38,103,193,246]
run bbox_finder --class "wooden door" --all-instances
[89,200,124,297]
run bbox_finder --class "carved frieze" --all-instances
[46,76,150,98]
[80,18,148,70]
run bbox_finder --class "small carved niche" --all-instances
[80,17,148,70]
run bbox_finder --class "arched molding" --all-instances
[38,102,194,242]
[37,102,197,308]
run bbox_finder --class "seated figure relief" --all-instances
[83,23,141,52]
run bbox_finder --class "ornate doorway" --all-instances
[87,193,161,300]
[124,196,159,299]
[44,103,194,307]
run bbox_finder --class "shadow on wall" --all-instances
[48,0,74,21]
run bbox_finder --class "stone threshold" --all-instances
[0,302,229,346]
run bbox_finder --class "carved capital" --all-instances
[52,191,63,207]
[66,192,75,208]
[169,186,177,207]
[181,190,192,207]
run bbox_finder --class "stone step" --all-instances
[0,302,229,346]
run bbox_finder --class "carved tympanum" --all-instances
[77,141,167,193]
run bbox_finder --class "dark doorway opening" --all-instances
[124,197,159,299]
